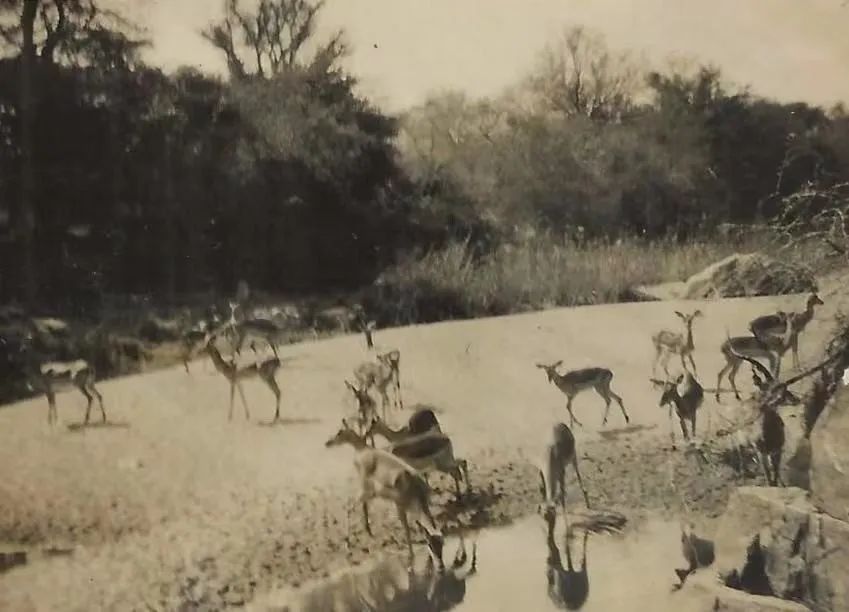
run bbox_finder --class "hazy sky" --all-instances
[120,0,849,112]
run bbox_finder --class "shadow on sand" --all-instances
[66,420,131,433]
[597,423,658,440]
[256,417,323,428]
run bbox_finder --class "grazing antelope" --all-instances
[650,372,704,448]
[538,422,591,516]
[715,313,797,401]
[204,336,282,422]
[27,359,106,426]
[324,419,443,562]
[371,424,470,498]
[536,362,629,428]
[651,310,703,377]
[354,350,403,419]
[366,408,442,444]
[544,511,589,610]
[749,293,824,369]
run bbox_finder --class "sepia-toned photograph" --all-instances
[1,1,849,610]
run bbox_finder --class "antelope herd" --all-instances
[12,291,827,577]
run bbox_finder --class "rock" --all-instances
[682,253,816,299]
[713,486,849,611]
[685,572,812,611]
[785,438,811,490]
[810,384,849,521]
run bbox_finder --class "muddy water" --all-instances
[250,513,715,612]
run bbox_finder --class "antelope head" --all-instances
[536,361,563,383]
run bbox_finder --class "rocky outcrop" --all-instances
[810,383,849,521]
[682,253,816,299]
[709,486,849,612]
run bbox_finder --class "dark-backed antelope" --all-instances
[366,408,442,444]
[651,372,704,448]
[538,422,590,516]
[375,426,470,498]
[715,313,797,401]
[324,419,442,562]
[749,293,823,369]
[204,336,282,421]
[27,359,106,426]
[651,310,703,377]
[536,361,629,428]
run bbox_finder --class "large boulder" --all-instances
[712,486,849,611]
[810,383,849,521]
[685,573,812,611]
[683,253,816,299]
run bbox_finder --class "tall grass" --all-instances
[369,233,768,324]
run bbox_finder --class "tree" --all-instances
[526,26,640,121]
[0,0,144,305]
[203,0,346,80]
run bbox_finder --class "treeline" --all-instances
[0,3,847,312]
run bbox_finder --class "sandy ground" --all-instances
[1,283,847,611]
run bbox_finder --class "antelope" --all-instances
[180,320,216,373]
[371,424,470,498]
[650,372,704,448]
[651,310,703,377]
[324,419,443,562]
[536,361,629,428]
[725,345,803,486]
[715,313,797,401]
[204,336,282,422]
[344,380,378,442]
[366,408,442,444]
[544,511,589,610]
[538,422,591,516]
[749,293,824,369]
[26,359,106,426]
[354,350,403,419]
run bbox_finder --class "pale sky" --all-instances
[119,0,849,112]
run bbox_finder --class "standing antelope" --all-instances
[344,380,378,442]
[369,423,470,498]
[715,313,797,401]
[651,310,703,377]
[538,422,591,517]
[726,344,802,487]
[324,419,443,563]
[749,293,824,369]
[27,359,106,426]
[536,362,629,428]
[204,336,282,422]
[651,372,704,448]
[354,350,402,419]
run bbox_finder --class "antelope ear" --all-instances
[674,311,684,318]
[676,374,685,384]
[553,360,563,368]
[341,417,350,429]
[693,309,703,317]
[344,380,355,391]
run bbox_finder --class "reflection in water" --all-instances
[252,532,477,612]
[544,511,590,610]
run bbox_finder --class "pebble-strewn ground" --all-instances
[1,282,845,611]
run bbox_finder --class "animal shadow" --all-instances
[256,417,322,427]
[66,420,131,432]
[439,486,502,528]
[597,423,657,440]
[0,550,27,574]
